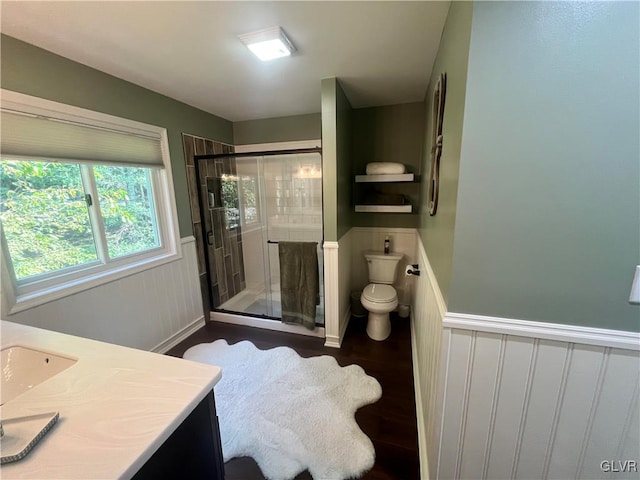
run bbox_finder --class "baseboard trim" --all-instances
[151,316,205,354]
[411,313,430,480]
[444,312,640,351]
[324,336,340,348]
[324,321,349,348]
[324,304,346,348]
[210,311,325,338]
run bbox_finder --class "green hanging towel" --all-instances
[278,241,319,330]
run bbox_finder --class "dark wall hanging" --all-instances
[427,73,447,216]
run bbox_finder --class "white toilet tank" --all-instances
[364,251,403,284]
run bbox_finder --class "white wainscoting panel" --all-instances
[411,235,640,479]
[436,328,640,480]
[5,237,205,353]
[323,229,353,348]
[338,228,353,343]
[323,240,340,348]
[410,234,447,479]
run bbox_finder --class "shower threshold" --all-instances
[218,286,325,326]
[209,310,325,338]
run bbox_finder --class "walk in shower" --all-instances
[192,145,324,329]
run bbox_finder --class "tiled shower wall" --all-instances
[263,154,323,232]
[262,154,324,291]
[182,134,245,315]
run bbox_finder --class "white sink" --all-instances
[1,346,77,405]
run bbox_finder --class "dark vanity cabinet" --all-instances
[132,391,225,479]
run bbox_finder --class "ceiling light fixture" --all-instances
[239,26,296,62]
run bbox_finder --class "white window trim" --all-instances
[1,89,182,314]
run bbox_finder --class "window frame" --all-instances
[1,90,182,314]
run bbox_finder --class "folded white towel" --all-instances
[366,162,406,175]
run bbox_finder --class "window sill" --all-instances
[7,244,184,315]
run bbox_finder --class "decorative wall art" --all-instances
[427,73,447,216]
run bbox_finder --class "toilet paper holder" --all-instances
[406,264,420,276]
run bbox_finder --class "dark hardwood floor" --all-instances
[166,314,420,480]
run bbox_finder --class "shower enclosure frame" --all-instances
[193,146,324,329]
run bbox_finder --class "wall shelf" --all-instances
[355,173,414,183]
[354,204,412,213]
[353,172,416,213]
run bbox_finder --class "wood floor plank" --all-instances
[166,314,419,479]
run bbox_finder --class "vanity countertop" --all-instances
[0,320,222,479]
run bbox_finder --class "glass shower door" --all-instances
[199,150,324,326]
[196,155,254,313]
[215,155,274,317]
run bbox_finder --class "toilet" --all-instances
[360,251,403,341]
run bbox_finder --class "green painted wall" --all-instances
[449,1,640,331]
[0,35,233,237]
[335,81,353,240]
[352,102,425,229]
[233,113,321,145]
[418,1,473,304]
[321,79,338,242]
[321,78,353,241]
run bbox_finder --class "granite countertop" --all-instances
[0,320,221,479]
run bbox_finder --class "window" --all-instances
[220,174,240,230]
[240,175,259,226]
[1,161,99,281]
[1,161,160,281]
[0,90,181,313]
[217,174,260,230]
[93,165,159,259]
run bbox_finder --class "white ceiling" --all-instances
[1,1,450,122]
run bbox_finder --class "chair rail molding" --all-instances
[444,313,640,351]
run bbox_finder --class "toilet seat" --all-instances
[362,284,397,303]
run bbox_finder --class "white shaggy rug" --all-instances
[183,340,382,480]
